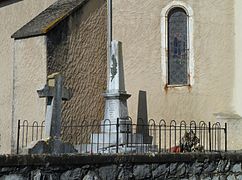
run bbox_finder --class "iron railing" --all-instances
[16,120,45,154]
[16,118,227,154]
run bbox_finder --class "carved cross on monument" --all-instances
[37,73,72,140]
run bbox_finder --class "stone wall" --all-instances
[46,0,107,134]
[0,153,242,180]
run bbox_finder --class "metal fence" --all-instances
[16,118,227,154]
[16,120,45,154]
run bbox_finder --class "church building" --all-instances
[0,0,241,153]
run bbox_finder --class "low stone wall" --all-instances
[0,153,242,179]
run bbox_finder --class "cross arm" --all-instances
[37,85,72,101]
[37,85,54,98]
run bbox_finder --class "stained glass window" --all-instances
[168,8,188,85]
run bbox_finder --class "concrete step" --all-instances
[91,133,144,144]
[74,143,158,154]
[100,120,133,133]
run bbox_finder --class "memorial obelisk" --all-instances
[79,1,155,153]
[102,0,131,132]
[102,41,131,132]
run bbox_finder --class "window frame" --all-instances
[161,1,194,88]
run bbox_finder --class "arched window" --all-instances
[161,1,194,87]
[168,8,188,85]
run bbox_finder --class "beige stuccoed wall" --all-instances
[112,0,242,150]
[0,0,55,154]
[233,0,242,116]
[112,0,234,123]
[13,36,47,152]
[222,0,242,150]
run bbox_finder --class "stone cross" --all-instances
[37,73,72,140]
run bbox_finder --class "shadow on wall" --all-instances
[0,0,22,8]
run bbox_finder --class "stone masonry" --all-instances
[0,153,242,179]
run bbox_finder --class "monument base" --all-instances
[76,132,154,154]
[101,119,133,133]
[75,143,157,154]
[102,92,131,133]
[25,138,77,154]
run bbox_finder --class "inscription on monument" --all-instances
[108,100,116,119]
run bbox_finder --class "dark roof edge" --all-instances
[11,0,89,40]
[13,33,46,40]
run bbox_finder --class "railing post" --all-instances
[159,125,161,153]
[209,122,211,152]
[225,123,227,152]
[16,120,20,154]
[116,118,119,153]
